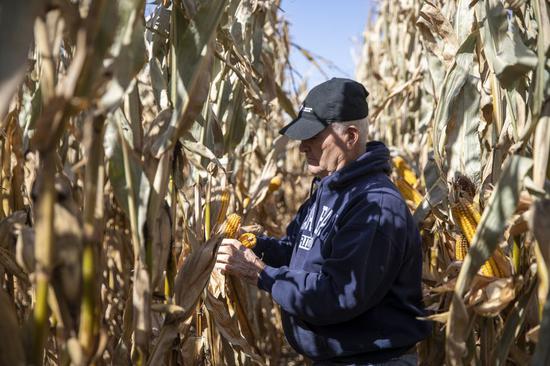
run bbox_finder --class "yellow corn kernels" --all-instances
[220,213,242,239]
[215,190,230,226]
[480,256,502,277]
[238,233,257,249]
[392,156,418,187]
[395,177,423,206]
[451,196,505,278]
[451,197,481,244]
[455,234,469,261]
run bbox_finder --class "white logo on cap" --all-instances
[303,106,313,113]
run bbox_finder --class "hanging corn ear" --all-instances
[451,197,504,277]
[219,213,242,239]
[451,197,481,243]
[215,190,230,226]
[392,156,418,187]
[238,233,257,249]
[395,177,423,207]
[455,234,469,261]
[480,256,503,278]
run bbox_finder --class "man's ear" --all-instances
[345,126,360,147]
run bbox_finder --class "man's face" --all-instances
[299,125,349,178]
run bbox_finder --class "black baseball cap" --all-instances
[279,78,369,140]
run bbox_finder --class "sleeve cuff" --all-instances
[252,235,269,257]
[257,265,282,293]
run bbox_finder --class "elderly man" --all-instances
[216,78,430,365]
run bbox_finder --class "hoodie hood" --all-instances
[324,140,391,189]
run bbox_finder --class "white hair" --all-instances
[330,116,369,145]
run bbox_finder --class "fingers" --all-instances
[221,238,241,247]
[214,261,228,274]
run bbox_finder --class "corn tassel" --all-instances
[392,156,418,187]
[395,177,422,206]
[238,233,257,249]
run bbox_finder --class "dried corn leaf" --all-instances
[478,0,537,89]
[151,0,231,157]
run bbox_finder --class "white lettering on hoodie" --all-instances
[314,205,333,236]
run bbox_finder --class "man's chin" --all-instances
[307,165,326,177]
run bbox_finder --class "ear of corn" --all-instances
[238,233,257,249]
[395,177,423,207]
[451,197,481,244]
[215,190,230,226]
[480,256,503,278]
[451,197,505,278]
[219,213,242,239]
[455,234,469,261]
[392,156,418,187]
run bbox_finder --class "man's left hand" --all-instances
[215,238,266,286]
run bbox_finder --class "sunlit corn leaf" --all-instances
[453,0,475,44]
[477,0,537,89]
[74,0,119,98]
[247,135,288,209]
[432,33,477,175]
[148,57,169,109]
[416,1,459,68]
[491,271,536,365]
[105,111,150,218]
[445,73,482,186]
[105,110,152,354]
[99,0,147,111]
[224,83,248,151]
[151,0,230,157]
[18,84,42,151]
[413,154,447,224]
[181,139,225,172]
[205,291,264,365]
[469,278,517,316]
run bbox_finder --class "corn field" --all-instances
[0,0,549,365]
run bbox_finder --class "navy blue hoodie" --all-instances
[253,141,431,363]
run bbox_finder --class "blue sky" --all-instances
[280,0,375,90]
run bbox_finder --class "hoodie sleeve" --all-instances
[257,200,405,326]
[252,199,311,267]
